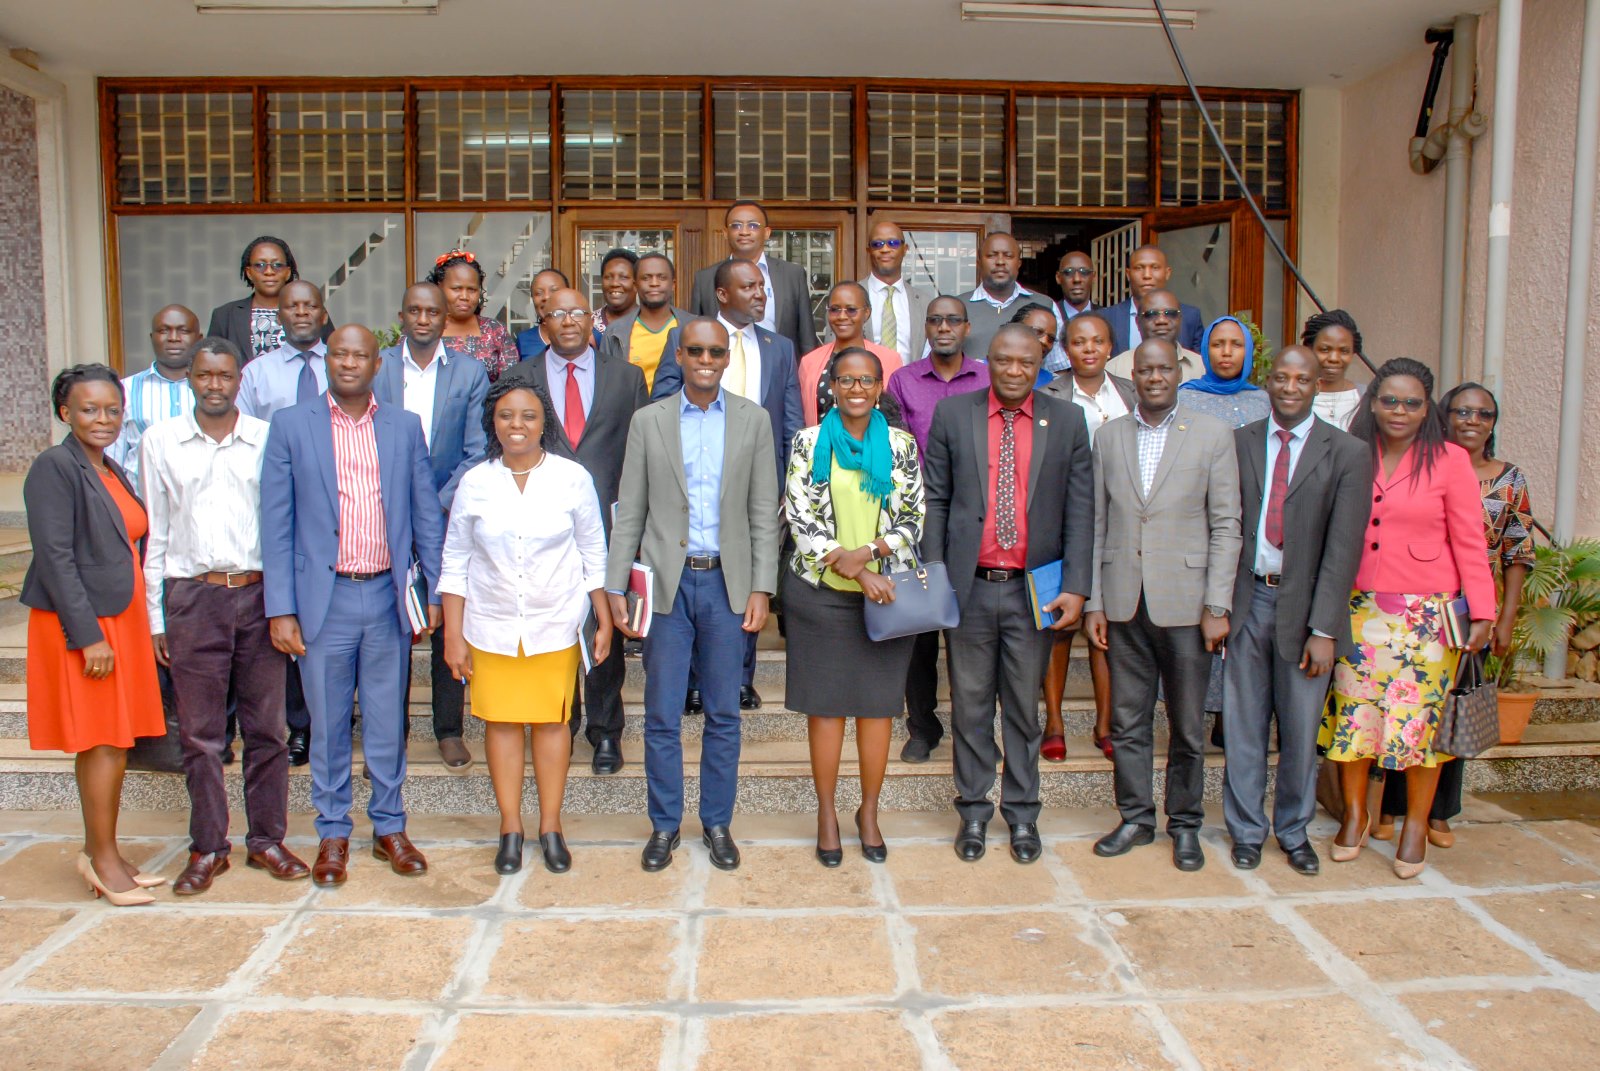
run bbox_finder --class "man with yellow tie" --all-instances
[651,258,801,712]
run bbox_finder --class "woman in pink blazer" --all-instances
[1317,358,1494,880]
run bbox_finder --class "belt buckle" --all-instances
[1263,573,1280,588]
[224,570,250,588]
[983,568,1008,582]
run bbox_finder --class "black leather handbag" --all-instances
[1432,650,1501,759]
[863,550,961,641]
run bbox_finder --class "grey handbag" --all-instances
[863,550,961,641]
[1432,650,1501,759]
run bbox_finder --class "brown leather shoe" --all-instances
[313,837,350,887]
[372,832,428,876]
[437,736,473,772]
[172,851,230,896]
[246,843,311,881]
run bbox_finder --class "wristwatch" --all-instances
[1204,605,1229,619]
[868,543,884,562]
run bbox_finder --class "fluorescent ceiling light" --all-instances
[960,3,1197,29]
[197,0,437,14]
[463,133,622,148]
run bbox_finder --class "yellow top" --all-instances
[628,314,677,391]
[821,460,883,592]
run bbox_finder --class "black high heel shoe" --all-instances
[495,832,524,875]
[540,832,571,874]
[855,807,888,864]
[816,813,843,868]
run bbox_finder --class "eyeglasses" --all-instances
[832,375,879,389]
[543,309,591,324]
[683,345,729,358]
[1139,308,1180,320]
[727,221,765,233]
[1449,406,1497,422]
[868,238,904,250]
[1058,266,1093,278]
[1377,395,1427,413]
[925,314,968,326]
[1030,328,1057,346]
[248,260,288,272]
[825,305,864,316]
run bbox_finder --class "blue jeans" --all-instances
[297,575,409,840]
[643,565,745,831]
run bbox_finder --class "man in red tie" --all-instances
[1219,345,1370,876]
[498,289,648,774]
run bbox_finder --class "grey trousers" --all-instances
[1221,578,1332,850]
[947,574,1053,825]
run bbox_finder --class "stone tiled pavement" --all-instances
[0,802,1597,1070]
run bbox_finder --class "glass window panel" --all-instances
[1160,99,1287,209]
[416,89,552,201]
[114,91,253,205]
[414,212,554,337]
[713,89,851,201]
[902,230,979,297]
[1016,96,1148,207]
[116,213,406,373]
[268,90,404,202]
[576,228,676,317]
[561,89,701,200]
[868,92,1004,204]
[1158,220,1231,327]
[765,230,835,338]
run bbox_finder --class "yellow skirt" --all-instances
[469,642,579,724]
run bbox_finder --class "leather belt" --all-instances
[336,569,391,581]
[193,570,262,588]
[1256,573,1282,588]
[976,567,1024,582]
[685,555,722,571]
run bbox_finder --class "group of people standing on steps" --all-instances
[20,207,1536,905]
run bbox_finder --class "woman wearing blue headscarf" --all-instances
[1178,316,1271,429]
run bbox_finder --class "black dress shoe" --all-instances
[1283,842,1321,876]
[591,738,623,775]
[1231,842,1262,870]
[954,819,988,862]
[540,832,571,874]
[1172,829,1206,871]
[739,685,762,710]
[641,829,680,872]
[816,845,843,868]
[1093,822,1155,858]
[1210,714,1226,749]
[1009,822,1043,864]
[495,833,524,875]
[854,808,887,864]
[221,745,236,766]
[286,730,310,767]
[899,737,934,764]
[684,690,704,716]
[703,825,741,870]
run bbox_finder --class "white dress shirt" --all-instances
[1253,412,1315,578]
[546,346,597,428]
[401,339,446,449]
[754,252,777,334]
[139,411,270,633]
[716,314,763,404]
[437,454,607,658]
[866,273,913,365]
[1066,374,1129,445]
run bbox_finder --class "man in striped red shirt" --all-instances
[262,325,446,888]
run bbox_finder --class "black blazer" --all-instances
[1231,416,1372,662]
[497,353,648,533]
[690,255,820,355]
[20,436,146,649]
[1104,297,1204,354]
[922,389,1094,608]
[1039,371,1136,413]
[206,295,334,362]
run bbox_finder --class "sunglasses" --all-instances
[868,238,904,250]
[825,305,865,316]
[925,314,968,327]
[1377,395,1427,413]
[1448,406,1497,422]
[248,260,289,272]
[683,345,729,358]
[1058,266,1093,278]
[1139,308,1180,320]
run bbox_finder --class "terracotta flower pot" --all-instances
[1496,689,1538,745]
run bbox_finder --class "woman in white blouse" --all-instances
[440,378,613,876]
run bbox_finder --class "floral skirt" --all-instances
[1317,591,1458,771]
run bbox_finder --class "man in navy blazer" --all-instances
[652,258,801,710]
[374,283,488,772]
[1104,244,1203,355]
[262,325,445,887]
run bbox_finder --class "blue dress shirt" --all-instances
[681,389,727,555]
[237,340,329,421]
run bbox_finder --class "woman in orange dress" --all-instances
[21,365,166,905]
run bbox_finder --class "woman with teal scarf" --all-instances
[783,348,926,867]
[1178,315,1271,429]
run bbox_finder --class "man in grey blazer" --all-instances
[691,200,820,355]
[1222,346,1370,876]
[606,318,781,874]
[859,219,934,365]
[1084,337,1242,872]
[598,251,692,393]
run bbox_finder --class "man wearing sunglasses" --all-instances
[689,200,819,356]
[1106,289,1203,383]
[856,220,934,366]
[1044,251,1098,374]
[1103,245,1204,356]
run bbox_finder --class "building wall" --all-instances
[0,84,53,473]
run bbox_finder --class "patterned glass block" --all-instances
[114,92,253,205]
[415,211,554,336]
[268,90,405,202]
[712,90,851,201]
[867,91,1004,204]
[416,89,551,201]
[1160,98,1287,208]
[577,229,675,314]
[561,89,701,200]
[1016,96,1148,207]
[903,230,978,297]
[765,230,836,337]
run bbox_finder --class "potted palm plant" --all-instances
[1486,539,1600,743]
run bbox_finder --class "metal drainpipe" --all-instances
[1480,0,1523,397]
[1547,0,1600,679]
[1439,13,1481,391]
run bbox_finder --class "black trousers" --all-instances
[570,636,627,747]
[400,628,465,742]
[904,630,946,745]
[1107,596,1211,832]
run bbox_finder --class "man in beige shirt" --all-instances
[1106,288,1203,383]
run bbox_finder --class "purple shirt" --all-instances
[885,356,992,458]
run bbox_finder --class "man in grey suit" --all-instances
[606,318,781,874]
[599,252,692,392]
[373,282,489,772]
[1084,337,1241,872]
[691,200,819,355]
[1222,346,1370,876]
[860,220,934,365]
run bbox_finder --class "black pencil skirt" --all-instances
[781,568,917,718]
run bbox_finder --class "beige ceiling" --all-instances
[1,0,1479,88]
